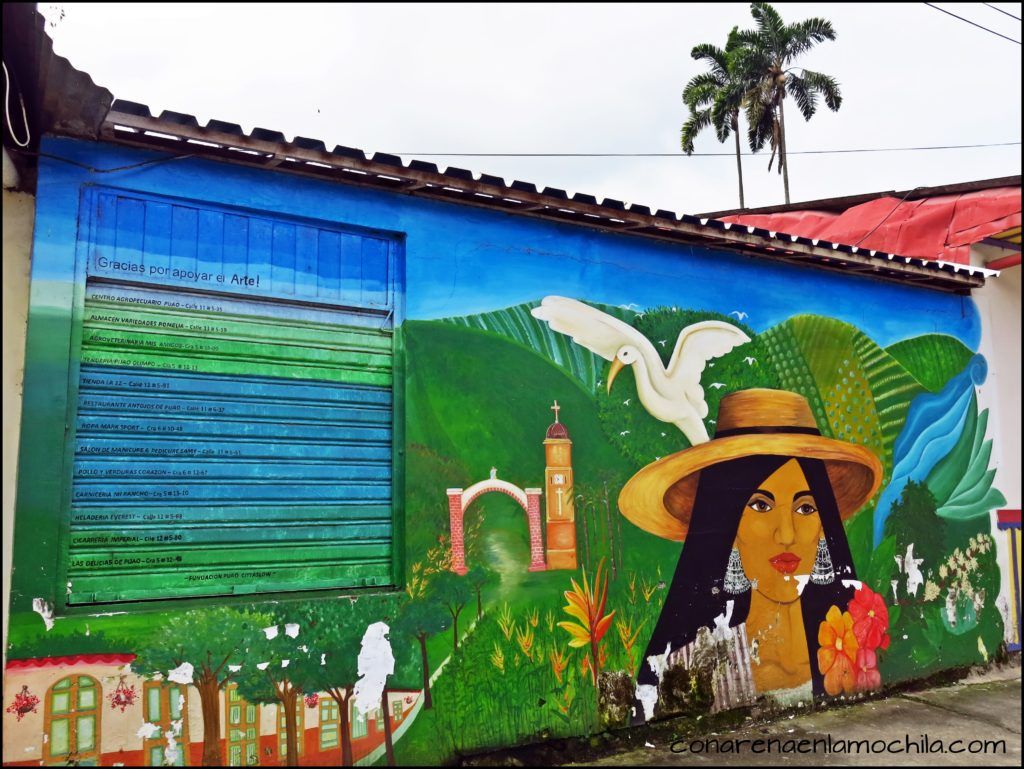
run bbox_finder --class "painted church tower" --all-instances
[544,401,577,570]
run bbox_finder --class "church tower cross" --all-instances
[551,400,561,423]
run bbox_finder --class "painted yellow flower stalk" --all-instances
[549,647,569,683]
[490,642,505,673]
[616,617,643,674]
[498,603,516,641]
[515,625,535,659]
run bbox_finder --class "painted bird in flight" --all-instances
[531,296,750,445]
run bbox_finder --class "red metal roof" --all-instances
[720,186,1021,265]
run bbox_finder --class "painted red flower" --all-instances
[849,585,890,651]
[855,647,881,692]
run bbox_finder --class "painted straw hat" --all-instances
[618,389,884,542]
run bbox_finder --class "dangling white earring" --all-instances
[811,536,835,585]
[724,547,752,594]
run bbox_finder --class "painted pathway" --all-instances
[359,618,479,766]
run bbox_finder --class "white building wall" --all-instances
[2,179,35,668]
[972,247,1021,646]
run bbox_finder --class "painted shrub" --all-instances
[2,137,1013,767]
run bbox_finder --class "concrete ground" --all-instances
[571,665,1021,766]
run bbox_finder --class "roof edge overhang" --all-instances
[87,101,989,295]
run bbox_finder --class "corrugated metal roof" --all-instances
[97,99,994,293]
[699,176,1023,219]
[2,4,113,190]
[719,187,1022,265]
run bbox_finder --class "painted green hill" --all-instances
[886,334,975,392]
[440,301,635,394]
[404,320,679,584]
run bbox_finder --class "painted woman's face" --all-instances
[734,459,823,603]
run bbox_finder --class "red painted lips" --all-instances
[769,552,801,574]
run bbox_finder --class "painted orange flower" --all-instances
[558,559,615,685]
[849,585,890,651]
[817,605,859,696]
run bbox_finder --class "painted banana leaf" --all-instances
[927,402,1006,519]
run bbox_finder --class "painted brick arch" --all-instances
[446,478,546,575]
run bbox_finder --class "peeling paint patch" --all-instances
[256,662,270,671]
[353,622,394,716]
[711,601,734,639]
[167,662,194,685]
[635,684,658,721]
[31,598,55,631]
[281,659,290,668]
[795,574,811,595]
[263,625,279,640]
[841,579,863,590]
[164,721,183,765]
[136,722,161,740]
[284,623,300,638]
[228,665,242,673]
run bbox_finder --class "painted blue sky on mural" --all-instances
[37,138,981,352]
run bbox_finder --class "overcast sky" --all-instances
[39,2,1022,214]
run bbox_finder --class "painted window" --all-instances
[392,699,403,722]
[277,698,304,758]
[225,685,259,766]
[45,675,100,766]
[319,698,339,749]
[143,682,189,766]
[350,699,368,739]
[63,188,402,605]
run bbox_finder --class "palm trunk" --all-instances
[418,634,433,709]
[196,674,223,766]
[732,113,745,209]
[475,587,483,620]
[380,688,396,766]
[778,96,790,204]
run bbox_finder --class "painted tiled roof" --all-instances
[6,653,135,670]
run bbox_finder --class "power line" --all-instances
[924,2,1022,44]
[983,2,1022,22]
[389,141,1021,158]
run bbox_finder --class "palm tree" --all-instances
[735,2,842,204]
[680,28,749,209]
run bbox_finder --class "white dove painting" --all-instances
[530,296,750,445]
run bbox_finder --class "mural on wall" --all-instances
[2,148,1014,766]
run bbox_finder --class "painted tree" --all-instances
[433,571,472,654]
[465,564,494,620]
[133,606,271,766]
[394,597,450,710]
[233,615,318,767]
[680,27,751,208]
[293,600,373,766]
[735,1,842,203]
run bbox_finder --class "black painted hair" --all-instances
[634,455,858,717]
